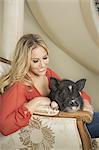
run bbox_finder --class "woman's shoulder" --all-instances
[12,81,26,88]
[46,67,56,77]
[5,81,26,94]
[46,67,61,80]
[1,81,27,98]
[80,91,91,103]
[46,67,53,72]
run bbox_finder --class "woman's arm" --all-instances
[0,82,59,135]
[83,100,94,114]
[0,83,31,135]
[24,97,51,114]
[24,97,59,116]
[81,91,94,114]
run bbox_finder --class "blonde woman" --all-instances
[0,34,98,138]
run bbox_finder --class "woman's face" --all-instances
[30,46,49,76]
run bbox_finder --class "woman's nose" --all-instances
[40,60,45,68]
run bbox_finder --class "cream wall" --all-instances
[0,0,3,55]
[24,2,99,111]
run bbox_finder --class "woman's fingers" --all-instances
[34,105,59,116]
[24,97,59,115]
[51,101,59,110]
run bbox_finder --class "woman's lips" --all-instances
[39,69,46,72]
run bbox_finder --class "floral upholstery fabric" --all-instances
[0,115,82,150]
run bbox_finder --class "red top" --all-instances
[0,68,90,135]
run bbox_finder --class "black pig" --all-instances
[49,77,86,112]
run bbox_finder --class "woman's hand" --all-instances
[24,97,59,116]
[83,100,94,115]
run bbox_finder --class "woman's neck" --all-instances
[30,74,50,96]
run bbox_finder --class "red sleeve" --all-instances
[0,83,31,135]
[80,91,91,103]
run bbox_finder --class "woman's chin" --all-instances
[39,70,47,75]
[35,71,46,76]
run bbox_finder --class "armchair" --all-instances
[0,57,11,77]
[0,57,93,150]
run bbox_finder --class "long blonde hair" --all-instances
[0,34,48,93]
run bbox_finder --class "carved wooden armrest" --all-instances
[57,111,93,123]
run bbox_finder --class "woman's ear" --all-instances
[49,77,60,91]
[76,79,86,91]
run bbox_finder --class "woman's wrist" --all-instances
[83,100,94,114]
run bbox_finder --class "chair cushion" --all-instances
[0,62,10,77]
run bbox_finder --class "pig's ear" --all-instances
[49,77,60,91]
[76,79,86,91]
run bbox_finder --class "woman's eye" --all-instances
[32,60,38,63]
[43,56,48,60]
